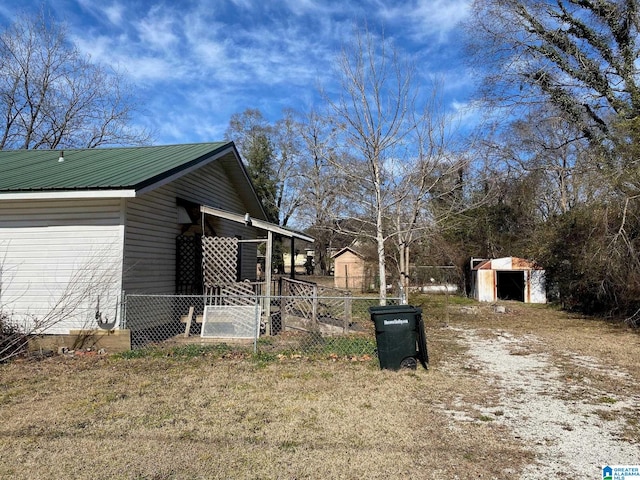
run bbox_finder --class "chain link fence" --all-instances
[123,293,399,356]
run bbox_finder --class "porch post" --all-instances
[290,237,295,279]
[264,230,273,335]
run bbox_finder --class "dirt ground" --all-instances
[1,298,639,479]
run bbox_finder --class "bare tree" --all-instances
[295,109,344,275]
[390,118,471,298]
[225,108,304,227]
[272,110,305,227]
[467,0,640,142]
[0,9,150,150]
[326,29,469,303]
[484,106,608,218]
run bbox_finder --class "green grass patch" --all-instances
[250,351,278,367]
[410,292,475,308]
[599,396,617,404]
[114,343,237,360]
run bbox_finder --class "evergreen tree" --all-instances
[244,133,279,224]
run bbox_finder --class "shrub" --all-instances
[0,311,27,363]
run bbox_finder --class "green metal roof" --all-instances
[0,142,233,192]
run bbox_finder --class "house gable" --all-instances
[123,154,262,293]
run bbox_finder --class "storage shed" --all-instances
[472,257,546,303]
[332,247,369,291]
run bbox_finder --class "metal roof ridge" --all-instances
[3,141,231,153]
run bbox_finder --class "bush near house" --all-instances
[0,312,27,363]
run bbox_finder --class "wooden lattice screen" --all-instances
[176,234,203,294]
[202,236,238,287]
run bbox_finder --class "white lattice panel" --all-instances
[202,236,238,287]
[222,282,258,306]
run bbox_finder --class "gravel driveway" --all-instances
[446,327,640,479]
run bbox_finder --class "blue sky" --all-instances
[0,0,474,145]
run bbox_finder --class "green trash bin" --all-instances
[369,305,429,370]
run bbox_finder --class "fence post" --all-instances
[343,296,352,333]
[312,284,318,329]
[254,303,259,354]
[344,264,348,290]
[279,278,287,334]
[120,290,127,330]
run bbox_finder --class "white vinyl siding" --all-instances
[173,160,258,282]
[0,199,124,334]
[123,159,259,293]
[123,186,180,293]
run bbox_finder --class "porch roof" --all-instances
[200,205,314,243]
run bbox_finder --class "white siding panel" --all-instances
[476,270,496,302]
[530,270,547,304]
[124,186,180,293]
[492,257,513,270]
[0,200,124,334]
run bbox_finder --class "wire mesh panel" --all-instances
[260,296,400,357]
[124,294,205,348]
[201,305,259,339]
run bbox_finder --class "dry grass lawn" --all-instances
[1,295,639,479]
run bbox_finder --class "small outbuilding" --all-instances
[471,257,546,304]
[331,246,369,291]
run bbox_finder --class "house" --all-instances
[282,248,315,275]
[332,246,371,291]
[0,142,311,338]
[471,257,546,303]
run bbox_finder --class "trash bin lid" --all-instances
[368,305,422,316]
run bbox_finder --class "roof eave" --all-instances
[0,189,137,200]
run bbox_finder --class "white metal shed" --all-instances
[472,257,546,304]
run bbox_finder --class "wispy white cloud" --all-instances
[102,3,124,25]
[228,0,254,10]
[281,0,344,17]
[414,0,471,33]
[376,0,471,43]
[76,0,124,27]
[0,0,477,144]
[134,5,180,51]
[72,32,185,83]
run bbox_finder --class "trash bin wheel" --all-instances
[400,357,417,370]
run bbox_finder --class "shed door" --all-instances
[496,271,525,301]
